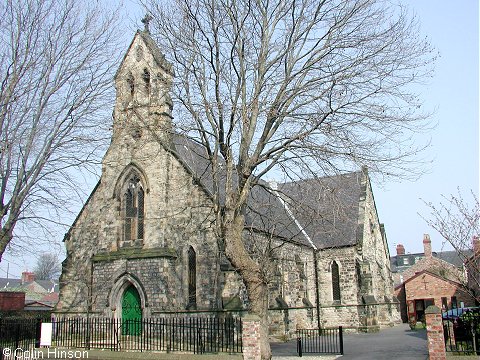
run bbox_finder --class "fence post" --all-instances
[35,318,42,348]
[297,336,302,357]
[339,326,343,355]
[425,305,446,360]
[242,314,261,360]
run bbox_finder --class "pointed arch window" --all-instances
[143,68,150,94]
[123,174,144,246]
[126,72,135,97]
[187,246,197,309]
[331,261,341,302]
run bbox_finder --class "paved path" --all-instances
[272,324,428,359]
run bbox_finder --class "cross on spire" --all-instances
[141,14,153,34]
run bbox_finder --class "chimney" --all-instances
[473,235,480,254]
[396,244,405,255]
[423,234,432,258]
[21,271,35,284]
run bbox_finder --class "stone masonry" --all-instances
[56,28,400,339]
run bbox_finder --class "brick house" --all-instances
[401,270,474,324]
[0,271,59,311]
[391,234,476,323]
[55,28,400,336]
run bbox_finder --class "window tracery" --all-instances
[122,174,144,247]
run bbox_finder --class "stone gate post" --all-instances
[425,305,446,360]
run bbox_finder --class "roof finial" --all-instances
[141,14,153,34]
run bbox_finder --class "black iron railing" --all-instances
[0,318,43,357]
[52,316,243,354]
[296,327,343,356]
[442,308,479,355]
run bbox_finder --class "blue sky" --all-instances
[0,0,478,278]
[373,0,479,255]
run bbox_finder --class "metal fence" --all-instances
[52,316,243,354]
[442,308,479,355]
[296,327,343,356]
[0,318,42,353]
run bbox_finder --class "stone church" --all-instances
[55,28,400,336]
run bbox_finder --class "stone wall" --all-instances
[56,32,219,315]
[313,174,401,331]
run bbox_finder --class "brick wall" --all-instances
[405,271,475,310]
[242,314,261,360]
[0,291,25,311]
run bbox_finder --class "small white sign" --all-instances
[40,323,52,346]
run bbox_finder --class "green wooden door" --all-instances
[122,285,142,335]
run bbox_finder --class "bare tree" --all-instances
[33,253,61,280]
[144,0,436,357]
[423,190,480,301]
[0,0,122,259]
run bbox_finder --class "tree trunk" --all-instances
[0,227,13,261]
[224,211,272,360]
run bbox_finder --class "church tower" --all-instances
[112,24,174,145]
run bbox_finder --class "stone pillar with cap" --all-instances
[425,305,446,360]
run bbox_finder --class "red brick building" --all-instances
[400,270,474,323]
[0,271,59,311]
[391,234,476,323]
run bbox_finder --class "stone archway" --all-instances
[108,273,148,322]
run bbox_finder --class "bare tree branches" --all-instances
[144,0,436,357]
[34,253,61,280]
[0,0,122,259]
[423,190,480,299]
[148,0,435,183]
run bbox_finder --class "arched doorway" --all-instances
[121,285,142,335]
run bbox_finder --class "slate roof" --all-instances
[0,278,58,293]
[171,134,366,249]
[390,250,473,273]
[0,278,22,290]
[278,173,364,249]
[435,250,472,268]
